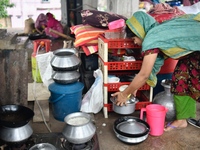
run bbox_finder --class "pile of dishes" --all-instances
[113,116,150,144]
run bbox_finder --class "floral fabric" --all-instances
[171,52,200,102]
[81,10,127,28]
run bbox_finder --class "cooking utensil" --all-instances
[113,116,150,144]
[50,48,81,71]
[62,112,96,144]
[110,96,139,115]
[0,123,33,143]
[28,33,49,40]
[29,143,57,150]
[0,104,34,128]
[52,70,80,84]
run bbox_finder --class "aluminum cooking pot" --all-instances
[52,70,80,84]
[0,123,33,143]
[50,48,81,71]
[110,95,139,115]
[62,112,96,144]
[113,116,150,144]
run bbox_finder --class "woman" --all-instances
[45,12,63,39]
[112,11,200,131]
[35,13,47,34]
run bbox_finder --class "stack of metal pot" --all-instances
[50,48,81,84]
[48,48,85,122]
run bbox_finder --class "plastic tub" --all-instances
[48,82,84,121]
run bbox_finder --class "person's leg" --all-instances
[164,95,196,131]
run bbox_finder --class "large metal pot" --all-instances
[153,79,176,122]
[113,116,150,144]
[62,112,96,144]
[0,123,33,143]
[52,70,80,84]
[110,96,139,115]
[50,48,81,71]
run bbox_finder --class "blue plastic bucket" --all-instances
[48,82,84,121]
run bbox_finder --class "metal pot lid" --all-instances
[114,116,150,138]
[29,143,56,150]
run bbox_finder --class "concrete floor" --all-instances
[29,101,200,150]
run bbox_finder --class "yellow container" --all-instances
[31,56,42,83]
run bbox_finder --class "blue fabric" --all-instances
[126,11,200,87]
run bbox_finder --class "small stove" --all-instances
[0,132,100,150]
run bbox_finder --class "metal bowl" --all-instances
[50,48,81,71]
[52,70,80,84]
[29,143,57,150]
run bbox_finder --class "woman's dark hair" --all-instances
[125,25,136,38]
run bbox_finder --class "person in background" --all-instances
[24,18,35,34]
[44,12,63,39]
[35,13,47,34]
[112,11,200,131]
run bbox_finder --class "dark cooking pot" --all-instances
[0,104,34,128]
[113,116,150,144]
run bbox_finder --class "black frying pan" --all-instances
[0,104,34,128]
[28,33,49,40]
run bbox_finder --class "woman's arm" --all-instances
[111,53,158,106]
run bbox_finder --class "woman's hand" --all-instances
[111,92,130,106]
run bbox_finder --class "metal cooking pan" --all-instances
[28,33,49,40]
[0,104,34,128]
[113,116,150,144]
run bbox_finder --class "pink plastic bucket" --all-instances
[140,104,168,136]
